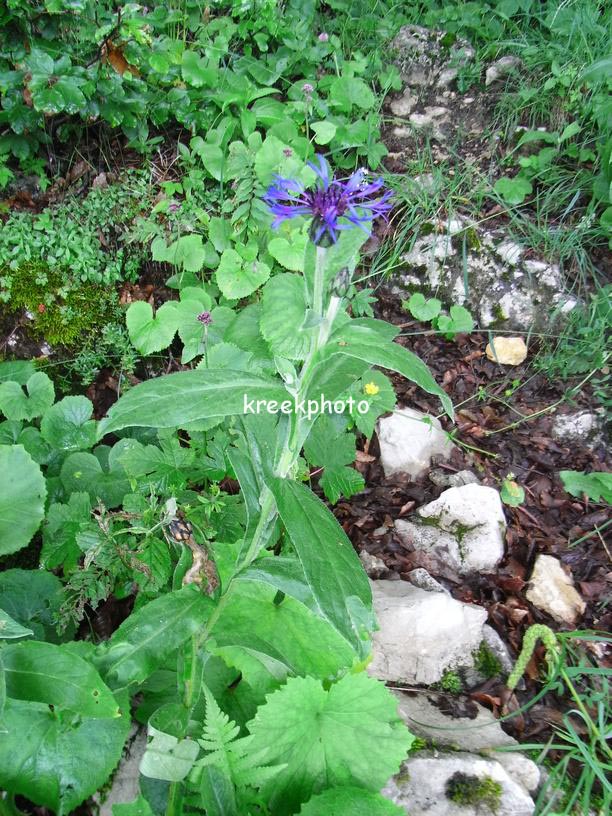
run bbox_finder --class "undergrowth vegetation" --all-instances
[0,1,610,816]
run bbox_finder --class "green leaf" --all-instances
[60,451,130,508]
[0,372,54,421]
[319,322,453,418]
[268,232,308,272]
[270,478,373,655]
[98,370,289,435]
[320,466,365,505]
[329,76,375,112]
[304,415,364,503]
[248,673,414,815]
[299,787,405,815]
[152,234,207,272]
[40,395,97,451]
[95,586,214,688]
[182,51,217,87]
[260,273,316,360]
[436,304,474,338]
[310,121,337,145]
[215,248,270,299]
[344,370,396,438]
[113,795,155,816]
[0,609,33,640]
[127,301,179,355]
[42,492,93,571]
[403,292,441,322]
[2,641,120,718]
[0,445,46,556]
[136,537,173,590]
[0,569,65,643]
[192,139,225,181]
[0,696,130,815]
[140,725,200,781]
[0,360,36,385]
[493,175,532,205]
[560,470,612,504]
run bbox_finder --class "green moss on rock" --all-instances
[446,772,502,811]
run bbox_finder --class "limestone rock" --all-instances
[389,221,578,331]
[98,728,147,816]
[429,468,479,488]
[407,567,449,595]
[390,89,418,116]
[392,25,474,89]
[383,752,535,815]
[551,410,604,449]
[359,550,389,578]
[526,555,585,625]
[486,55,522,86]
[486,337,528,365]
[377,407,455,479]
[395,484,506,575]
[368,579,487,685]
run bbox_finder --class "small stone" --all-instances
[368,579,487,685]
[437,67,458,87]
[485,55,522,86]
[359,550,388,578]
[395,484,506,575]
[383,752,535,815]
[481,624,514,676]
[98,728,147,816]
[526,555,585,625]
[390,90,417,116]
[407,568,449,595]
[377,407,455,480]
[486,337,528,365]
[551,411,603,448]
[429,468,479,488]
[495,241,523,266]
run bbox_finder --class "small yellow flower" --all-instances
[364,381,380,396]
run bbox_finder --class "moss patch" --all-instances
[446,772,502,812]
[474,641,503,678]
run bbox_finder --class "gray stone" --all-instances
[368,579,487,685]
[360,550,389,578]
[383,752,535,815]
[98,728,147,816]
[377,407,455,480]
[429,468,480,488]
[486,55,522,86]
[482,625,514,676]
[409,106,450,140]
[437,67,459,87]
[390,89,418,116]
[389,222,578,332]
[395,484,506,575]
[551,410,604,449]
[408,567,449,595]
[392,25,474,89]
[525,555,585,625]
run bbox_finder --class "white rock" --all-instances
[395,484,506,575]
[429,468,479,488]
[377,407,455,479]
[525,555,585,625]
[486,55,522,86]
[437,67,458,87]
[368,579,487,685]
[496,241,523,266]
[482,624,514,676]
[383,752,535,815]
[486,337,528,365]
[551,411,603,447]
[391,90,418,116]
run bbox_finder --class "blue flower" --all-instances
[263,155,392,246]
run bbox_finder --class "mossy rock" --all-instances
[446,772,502,811]
[3,261,122,347]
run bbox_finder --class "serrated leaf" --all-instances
[299,787,405,815]
[136,537,172,590]
[215,249,270,299]
[0,569,65,643]
[40,395,97,451]
[260,273,316,360]
[42,492,92,571]
[560,470,612,503]
[248,673,414,815]
[0,372,54,421]
[0,445,46,556]
[127,301,179,355]
[2,640,120,718]
[345,370,396,438]
[320,466,365,504]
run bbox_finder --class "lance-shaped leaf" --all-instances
[98,370,289,436]
[0,444,46,556]
[269,478,373,656]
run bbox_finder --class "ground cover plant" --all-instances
[1,1,611,816]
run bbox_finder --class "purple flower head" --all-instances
[263,155,393,246]
[302,82,314,96]
[197,311,212,326]
[168,201,180,213]
[318,32,329,42]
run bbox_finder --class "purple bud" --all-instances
[283,148,293,157]
[302,83,314,95]
[318,32,329,42]
[168,201,180,213]
[197,311,212,325]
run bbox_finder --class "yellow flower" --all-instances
[364,381,380,396]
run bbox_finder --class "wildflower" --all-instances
[302,82,314,95]
[364,381,380,396]
[318,32,329,42]
[263,155,392,246]
[168,201,180,213]
[197,311,212,325]
[37,303,46,314]
[283,148,293,157]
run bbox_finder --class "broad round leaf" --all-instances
[215,248,270,299]
[0,372,55,421]
[260,273,316,360]
[0,445,46,556]
[299,787,404,815]
[127,301,179,355]
[41,395,97,451]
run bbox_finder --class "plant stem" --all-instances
[313,245,327,318]
[165,780,183,816]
